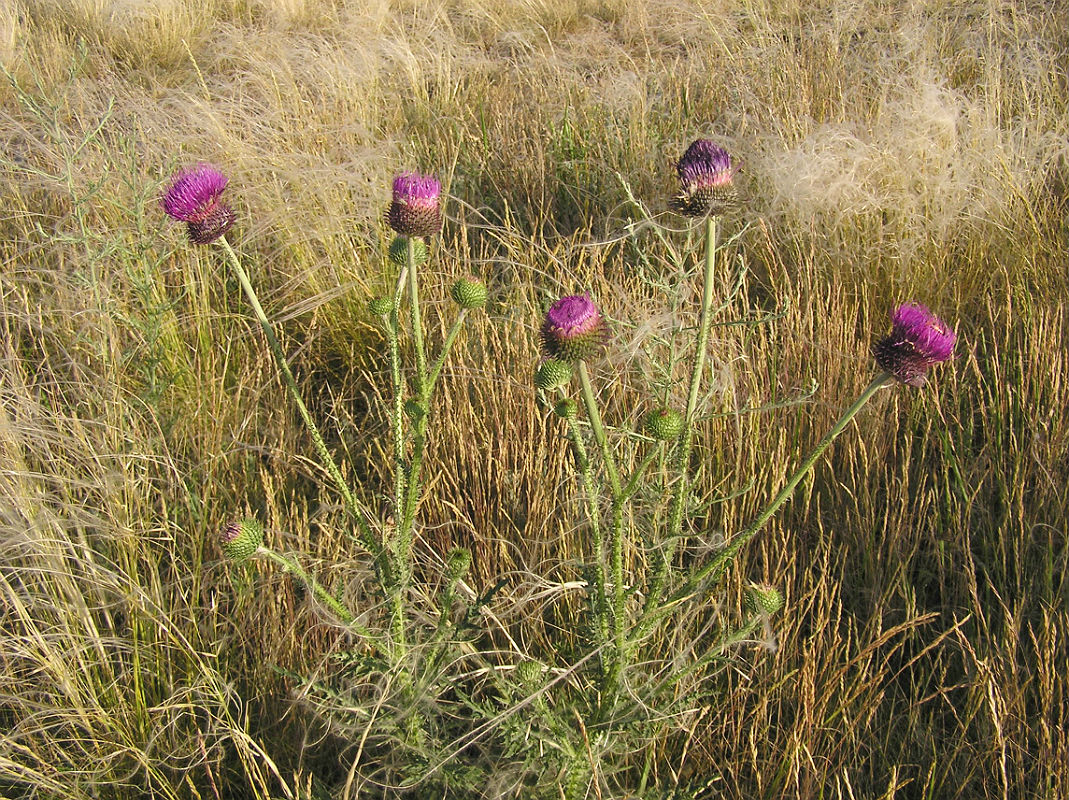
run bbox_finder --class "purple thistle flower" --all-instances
[669,139,740,218]
[387,172,443,237]
[161,163,236,245]
[873,303,956,387]
[540,293,609,362]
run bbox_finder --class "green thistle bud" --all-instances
[404,399,427,421]
[368,296,394,316]
[553,398,578,420]
[450,276,488,310]
[747,582,784,616]
[514,660,543,687]
[388,235,428,267]
[534,358,573,390]
[643,406,685,441]
[445,547,472,581]
[220,518,263,563]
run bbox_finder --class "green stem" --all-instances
[562,402,610,648]
[641,372,893,631]
[218,237,379,557]
[257,547,375,638]
[643,216,719,615]
[577,361,621,497]
[407,238,428,400]
[428,309,468,394]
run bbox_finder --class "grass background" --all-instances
[0,0,1066,797]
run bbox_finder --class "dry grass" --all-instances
[1,0,1066,797]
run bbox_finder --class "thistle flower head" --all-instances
[668,139,739,218]
[161,163,236,244]
[387,172,443,237]
[873,303,956,387]
[220,518,263,563]
[540,293,609,362]
[747,582,785,616]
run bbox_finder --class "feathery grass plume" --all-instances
[386,172,442,238]
[873,303,956,387]
[540,293,609,362]
[220,518,263,563]
[161,163,236,244]
[668,139,739,218]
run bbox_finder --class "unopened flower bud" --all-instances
[388,235,428,267]
[368,296,394,316]
[535,358,573,390]
[747,583,784,616]
[553,398,578,420]
[451,276,488,309]
[643,407,685,441]
[220,518,263,563]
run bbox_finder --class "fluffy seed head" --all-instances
[451,276,488,309]
[220,518,263,563]
[668,139,739,218]
[162,164,236,244]
[387,172,443,237]
[643,407,685,441]
[540,294,609,362]
[872,303,956,387]
[534,358,574,390]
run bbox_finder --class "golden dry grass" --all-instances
[1,0,1066,797]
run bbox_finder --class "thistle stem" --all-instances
[561,399,610,648]
[428,309,468,394]
[643,216,718,616]
[640,372,893,632]
[218,237,379,557]
[257,547,374,639]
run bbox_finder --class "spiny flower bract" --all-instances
[872,303,956,387]
[161,163,236,244]
[540,293,609,363]
[387,172,443,238]
[669,139,739,218]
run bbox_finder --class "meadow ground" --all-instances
[0,0,1066,798]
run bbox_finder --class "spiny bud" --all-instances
[368,296,394,316]
[747,582,784,616]
[388,235,428,267]
[514,660,543,687]
[445,547,472,582]
[534,358,573,391]
[220,518,263,563]
[450,276,488,309]
[553,398,578,420]
[643,406,685,441]
[404,399,426,421]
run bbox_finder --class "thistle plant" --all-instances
[532,139,957,795]
[162,164,484,659]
